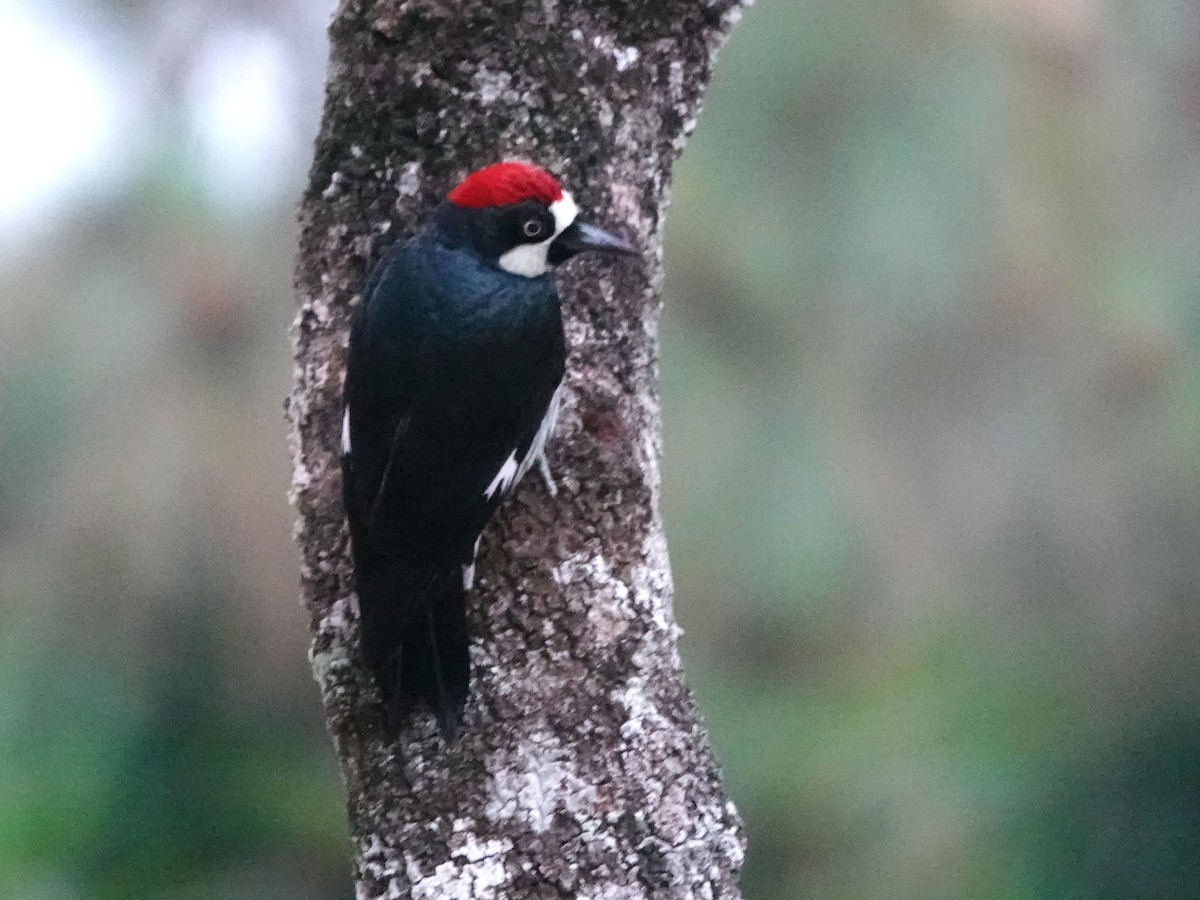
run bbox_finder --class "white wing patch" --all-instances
[515,383,563,485]
[484,451,519,499]
[480,382,565,500]
[471,388,565,586]
[462,536,482,590]
[341,407,351,455]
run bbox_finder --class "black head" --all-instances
[434,162,638,277]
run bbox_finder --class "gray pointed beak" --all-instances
[549,220,639,265]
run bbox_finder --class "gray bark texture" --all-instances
[286,1,749,896]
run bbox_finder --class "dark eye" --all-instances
[522,219,544,238]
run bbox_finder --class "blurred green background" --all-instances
[4,0,1200,897]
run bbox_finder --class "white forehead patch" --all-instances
[549,192,578,236]
[498,190,578,278]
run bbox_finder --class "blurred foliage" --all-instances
[663,1,1200,897]
[3,0,1200,897]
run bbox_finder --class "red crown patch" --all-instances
[448,162,564,208]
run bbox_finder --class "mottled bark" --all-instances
[287,1,749,896]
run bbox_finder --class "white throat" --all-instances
[498,192,578,278]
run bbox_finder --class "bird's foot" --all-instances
[536,453,557,497]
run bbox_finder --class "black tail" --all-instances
[354,555,469,740]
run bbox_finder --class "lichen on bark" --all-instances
[287,1,751,896]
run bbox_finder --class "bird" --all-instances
[341,161,637,740]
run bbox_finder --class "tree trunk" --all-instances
[287,1,749,896]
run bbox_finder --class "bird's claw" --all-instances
[536,453,557,497]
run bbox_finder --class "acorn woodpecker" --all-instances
[341,161,637,740]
